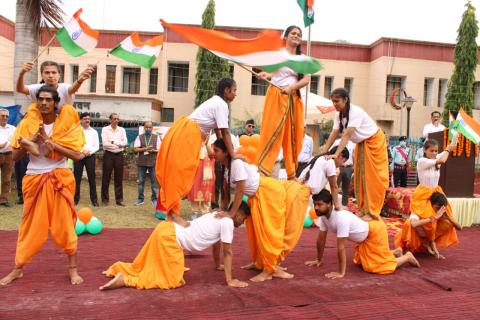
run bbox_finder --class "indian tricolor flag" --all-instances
[450,108,480,144]
[297,0,315,27]
[160,20,322,75]
[110,33,163,69]
[55,9,98,57]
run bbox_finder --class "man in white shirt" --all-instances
[305,189,419,278]
[0,109,16,207]
[422,111,446,139]
[99,202,251,291]
[101,113,128,206]
[74,113,100,206]
[296,131,313,177]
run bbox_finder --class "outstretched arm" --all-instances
[68,66,94,95]
[305,230,327,267]
[320,129,340,154]
[220,128,235,158]
[16,61,34,95]
[226,180,245,217]
[325,237,347,279]
[328,175,343,210]
[326,128,354,160]
[222,243,248,288]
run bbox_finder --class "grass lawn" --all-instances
[0,179,194,230]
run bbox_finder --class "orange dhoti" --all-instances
[105,221,185,289]
[15,169,78,267]
[155,116,203,215]
[394,184,458,252]
[354,130,389,217]
[257,86,304,179]
[353,219,397,274]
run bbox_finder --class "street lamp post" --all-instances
[403,96,416,140]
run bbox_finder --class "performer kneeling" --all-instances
[305,189,419,278]
[99,202,250,290]
[394,137,461,259]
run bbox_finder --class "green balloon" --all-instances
[75,220,86,235]
[86,216,103,235]
[304,216,313,228]
[242,195,249,203]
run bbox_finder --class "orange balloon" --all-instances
[239,135,250,147]
[246,146,257,164]
[250,134,260,149]
[77,207,93,224]
[309,208,317,220]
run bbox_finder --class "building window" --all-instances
[310,75,319,94]
[73,102,91,111]
[324,76,334,98]
[57,64,65,83]
[105,65,116,93]
[89,65,97,93]
[71,65,79,83]
[161,107,174,122]
[385,75,405,103]
[344,77,353,95]
[474,82,480,110]
[149,68,158,95]
[229,65,234,78]
[438,79,448,108]
[167,63,189,92]
[423,78,434,106]
[122,67,141,94]
[251,68,268,96]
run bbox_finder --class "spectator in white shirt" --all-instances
[0,109,16,207]
[74,113,100,206]
[295,131,313,177]
[101,113,128,206]
[422,111,445,139]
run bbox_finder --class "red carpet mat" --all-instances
[1,227,479,319]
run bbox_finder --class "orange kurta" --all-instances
[246,177,287,273]
[105,221,185,289]
[353,130,389,218]
[394,184,459,252]
[155,116,203,215]
[353,219,397,274]
[257,86,304,179]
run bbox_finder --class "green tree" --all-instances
[443,1,479,124]
[194,0,230,108]
[14,0,64,112]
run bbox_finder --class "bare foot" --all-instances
[99,273,125,291]
[434,252,446,260]
[405,252,421,268]
[19,137,40,157]
[250,270,273,282]
[69,267,84,285]
[241,262,260,270]
[273,268,294,279]
[277,265,288,271]
[0,268,23,285]
[391,248,403,258]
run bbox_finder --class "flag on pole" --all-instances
[449,108,480,144]
[56,9,99,57]
[160,20,322,74]
[297,0,315,27]
[110,33,163,69]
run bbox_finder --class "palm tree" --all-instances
[14,0,64,112]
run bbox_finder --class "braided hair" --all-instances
[213,138,232,206]
[303,146,349,182]
[331,88,351,134]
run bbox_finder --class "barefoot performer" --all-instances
[99,203,251,290]
[322,88,389,218]
[257,25,311,179]
[212,139,343,282]
[395,137,461,259]
[305,189,419,278]
[0,85,86,286]
[155,78,237,220]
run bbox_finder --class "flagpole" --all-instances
[236,63,281,89]
[304,25,312,122]
[33,34,56,63]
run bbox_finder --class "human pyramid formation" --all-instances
[0,25,462,291]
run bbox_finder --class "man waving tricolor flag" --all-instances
[55,9,99,57]
[297,0,315,27]
[110,33,164,69]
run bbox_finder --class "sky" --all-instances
[1,0,480,45]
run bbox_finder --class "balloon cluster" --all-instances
[237,134,261,164]
[304,207,318,228]
[75,207,103,235]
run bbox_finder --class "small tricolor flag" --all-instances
[55,9,99,57]
[160,20,322,75]
[110,33,164,69]
[297,0,315,27]
[449,108,480,144]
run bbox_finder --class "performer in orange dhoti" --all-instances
[212,140,349,282]
[256,25,311,179]
[0,85,86,286]
[395,138,462,259]
[155,78,237,221]
[305,189,419,277]
[322,88,389,218]
[99,203,251,291]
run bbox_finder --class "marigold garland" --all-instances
[457,134,464,157]
[466,139,471,157]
